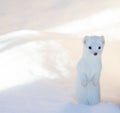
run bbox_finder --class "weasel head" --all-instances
[83,35,105,56]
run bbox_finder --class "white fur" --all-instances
[76,35,105,105]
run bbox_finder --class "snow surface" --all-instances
[46,8,120,40]
[0,30,119,113]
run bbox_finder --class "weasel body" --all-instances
[76,36,105,105]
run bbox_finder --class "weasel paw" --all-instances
[81,82,87,87]
[92,80,98,87]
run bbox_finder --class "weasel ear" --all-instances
[100,36,105,44]
[83,36,89,44]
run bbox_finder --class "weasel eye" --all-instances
[98,46,101,49]
[89,46,92,49]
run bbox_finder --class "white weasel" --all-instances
[76,35,105,105]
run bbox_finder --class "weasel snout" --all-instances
[93,52,98,56]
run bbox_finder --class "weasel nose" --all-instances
[94,53,97,56]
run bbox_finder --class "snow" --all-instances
[0,79,119,113]
[0,0,120,112]
[46,8,120,40]
[0,30,119,113]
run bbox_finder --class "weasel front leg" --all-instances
[91,72,101,86]
[81,75,88,87]
[76,72,88,104]
[77,72,88,87]
[88,72,101,105]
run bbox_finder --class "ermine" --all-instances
[76,35,105,105]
